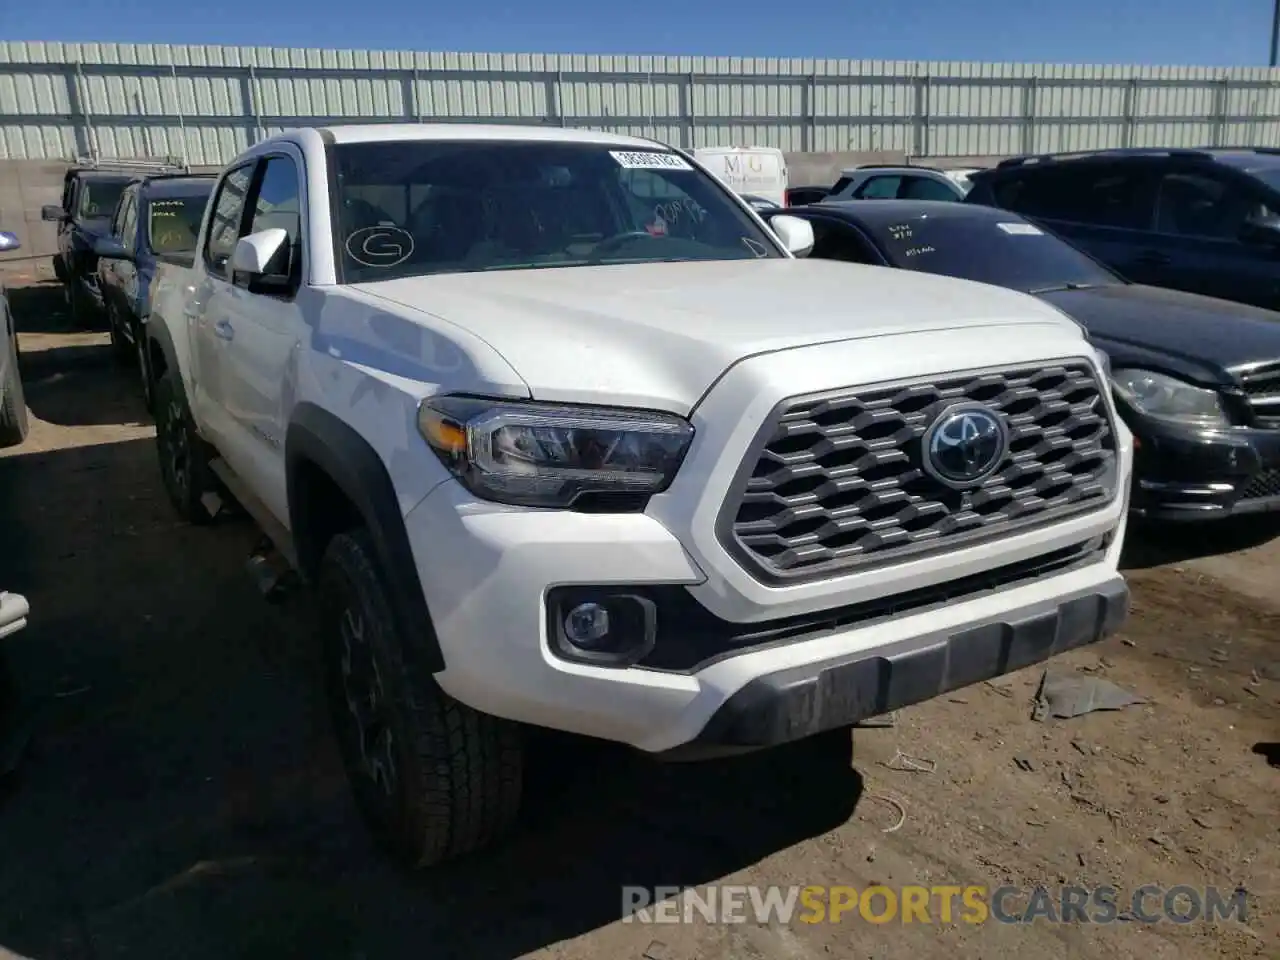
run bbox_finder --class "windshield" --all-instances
[77,179,128,219]
[870,215,1120,291]
[148,192,211,254]
[330,140,781,283]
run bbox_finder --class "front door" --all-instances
[217,152,307,526]
[189,161,257,452]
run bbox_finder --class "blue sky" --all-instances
[7,0,1278,66]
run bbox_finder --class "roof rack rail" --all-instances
[996,147,1222,169]
[1214,145,1280,155]
[71,155,190,174]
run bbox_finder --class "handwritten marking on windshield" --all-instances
[653,198,707,227]
[345,226,414,268]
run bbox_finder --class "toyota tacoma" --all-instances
[143,123,1133,867]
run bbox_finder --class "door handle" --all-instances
[213,319,235,341]
[1134,249,1171,266]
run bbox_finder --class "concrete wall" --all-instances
[0,151,1004,263]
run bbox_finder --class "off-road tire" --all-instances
[0,348,28,449]
[319,528,523,867]
[153,370,216,524]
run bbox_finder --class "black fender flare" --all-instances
[286,402,445,673]
[145,312,180,379]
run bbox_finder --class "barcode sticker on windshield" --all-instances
[610,150,693,171]
[997,222,1044,236]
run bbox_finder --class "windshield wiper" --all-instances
[1028,281,1106,294]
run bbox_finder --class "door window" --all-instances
[900,176,960,202]
[109,187,133,237]
[242,155,303,294]
[996,165,1156,230]
[203,163,255,278]
[119,195,139,251]
[857,176,902,199]
[1153,172,1277,240]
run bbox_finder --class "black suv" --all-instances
[965,148,1280,312]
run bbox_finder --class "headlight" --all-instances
[1111,368,1227,428]
[418,396,694,508]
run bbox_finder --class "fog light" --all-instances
[548,589,658,667]
[565,602,611,647]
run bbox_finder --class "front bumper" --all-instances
[411,480,1129,755]
[671,577,1128,756]
[1129,418,1280,521]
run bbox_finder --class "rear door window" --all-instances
[857,176,902,199]
[900,176,960,202]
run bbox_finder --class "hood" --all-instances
[353,258,1075,412]
[1036,283,1280,379]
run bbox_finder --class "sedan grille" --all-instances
[723,362,1118,582]
[1239,362,1280,427]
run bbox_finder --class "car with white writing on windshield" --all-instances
[93,174,216,410]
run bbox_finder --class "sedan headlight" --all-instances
[418,396,694,508]
[1110,368,1227,428]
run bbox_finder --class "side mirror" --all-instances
[769,214,815,258]
[1240,214,1280,248]
[92,236,130,260]
[232,228,288,276]
[0,231,20,253]
[41,204,66,222]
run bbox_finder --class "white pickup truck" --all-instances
[137,123,1132,867]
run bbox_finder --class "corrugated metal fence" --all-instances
[2,41,1280,164]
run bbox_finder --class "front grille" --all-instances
[1239,363,1280,428]
[724,361,1118,582]
[1240,469,1280,500]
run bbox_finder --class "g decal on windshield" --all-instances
[345,226,414,268]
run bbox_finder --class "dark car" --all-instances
[787,199,1280,522]
[42,159,188,326]
[784,185,830,206]
[964,147,1280,313]
[93,173,215,410]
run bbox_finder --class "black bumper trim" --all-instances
[677,578,1129,754]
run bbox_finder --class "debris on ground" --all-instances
[862,793,908,833]
[882,749,936,773]
[1031,671,1146,721]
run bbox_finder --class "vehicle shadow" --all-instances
[5,279,79,336]
[1120,515,1280,570]
[5,281,148,429]
[0,374,863,959]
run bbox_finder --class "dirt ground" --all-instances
[0,265,1276,960]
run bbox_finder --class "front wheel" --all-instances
[319,528,523,867]
[153,370,215,524]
